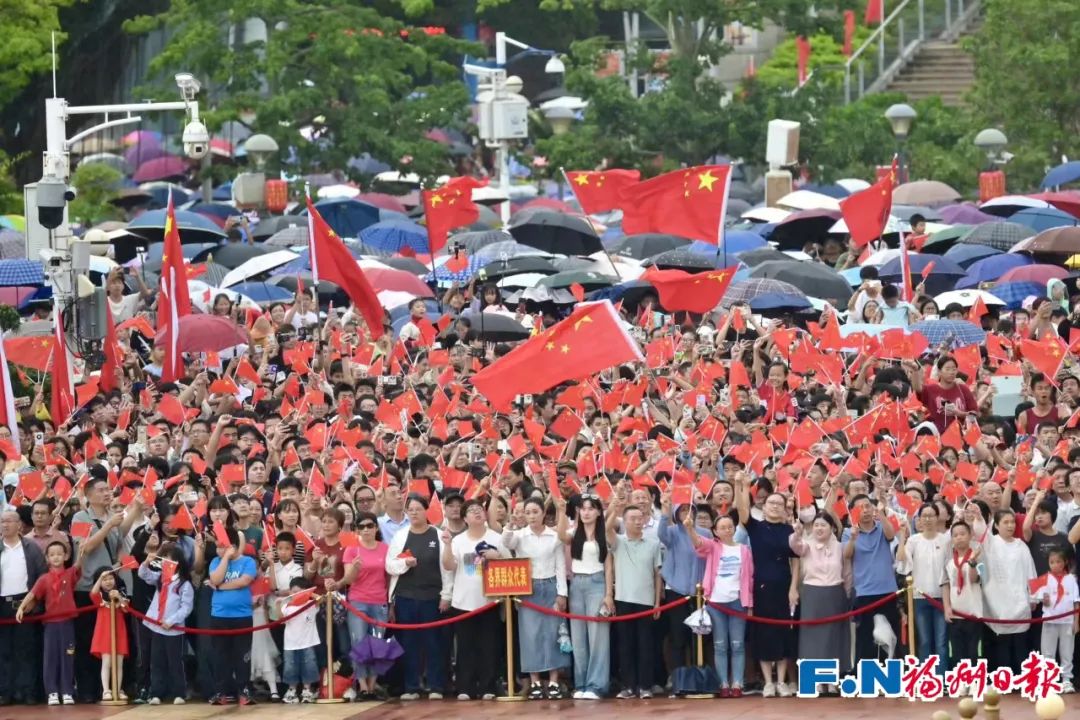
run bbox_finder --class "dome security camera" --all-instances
[182,119,210,160]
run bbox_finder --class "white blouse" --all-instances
[982,534,1036,635]
[571,539,605,576]
[503,526,568,596]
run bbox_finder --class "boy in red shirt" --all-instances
[17,541,86,706]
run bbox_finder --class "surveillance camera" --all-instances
[64,187,77,202]
[175,72,201,101]
[47,256,63,268]
[544,55,565,75]
[36,174,71,230]
[182,119,210,160]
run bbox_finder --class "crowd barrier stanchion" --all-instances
[100,597,126,706]
[905,576,916,655]
[316,592,344,705]
[685,583,713,700]
[496,595,524,703]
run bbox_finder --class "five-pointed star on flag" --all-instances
[697,170,719,191]
[574,174,590,186]
[573,315,593,331]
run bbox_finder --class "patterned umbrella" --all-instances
[610,234,691,260]
[265,226,308,247]
[0,230,24,259]
[749,260,853,302]
[425,254,485,284]
[908,319,986,349]
[0,260,44,287]
[960,222,1034,252]
[453,230,513,253]
[359,219,429,253]
[643,248,721,272]
[721,278,806,307]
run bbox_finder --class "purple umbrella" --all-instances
[939,203,1002,225]
[124,141,166,169]
[133,155,188,183]
[349,635,403,676]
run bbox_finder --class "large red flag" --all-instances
[51,303,75,426]
[159,191,191,383]
[471,301,644,410]
[839,158,896,248]
[1020,337,1067,380]
[641,266,737,314]
[423,177,485,254]
[618,165,731,246]
[100,304,122,393]
[565,170,641,214]
[306,197,384,339]
[0,335,20,455]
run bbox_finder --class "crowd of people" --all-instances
[1,256,1080,709]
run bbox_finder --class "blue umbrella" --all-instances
[211,182,232,201]
[990,281,1044,310]
[749,222,776,238]
[229,281,293,304]
[685,231,766,257]
[840,267,864,286]
[879,254,966,295]
[1010,207,1079,233]
[909,319,986,348]
[0,260,44,287]
[954,254,1033,289]
[1041,160,1080,189]
[306,198,381,238]
[942,243,1001,269]
[425,255,485,285]
[748,292,812,311]
[360,219,430,253]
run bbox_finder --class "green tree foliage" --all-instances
[0,0,77,108]
[967,0,1080,190]
[126,1,481,182]
[68,163,122,227]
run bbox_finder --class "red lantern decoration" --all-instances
[979,171,1006,202]
[264,179,288,213]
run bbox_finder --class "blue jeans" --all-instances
[394,596,444,693]
[568,572,610,695]
[346,602,389,679]
[915,598,949,671]
[283,647,319,686]
[706,600,747,688]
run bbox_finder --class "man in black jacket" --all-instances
[0,509,47,704]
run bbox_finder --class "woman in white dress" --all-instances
[981,509,1036,673]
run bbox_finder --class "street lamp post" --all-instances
[884,103,917,183]
[973,128,1008,170]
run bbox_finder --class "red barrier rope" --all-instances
[0,604,98,625]
[515,594,690,622]
[338,598,498,630]
[920,593,1080,625]
[124,601,317,635]
[707,590,902,626]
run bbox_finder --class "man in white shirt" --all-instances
[0,509,47,703]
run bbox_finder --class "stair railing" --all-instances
[844,0,981,103]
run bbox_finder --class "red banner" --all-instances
[483,558,533,597]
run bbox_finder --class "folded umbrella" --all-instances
[349,635,404,677]
[154,314,248,353]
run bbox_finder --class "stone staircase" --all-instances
[885,18,981,106]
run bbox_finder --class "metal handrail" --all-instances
[844,0,918,103]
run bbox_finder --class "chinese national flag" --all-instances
[839,158,896,248]
[618,165,731,245]
[642,266,736,314]
[1020,337,1067,380]
[422,177,485,254]
[471,300,645,411]
[306,196,384,339]
[565,169,641,214]
[159,191,192,383]
[51,305,75,427]
[100,304,122,393]
[0,334,20,455]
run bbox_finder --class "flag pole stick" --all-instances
[559,167,621,281]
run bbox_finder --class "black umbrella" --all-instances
[381,257,430,275]
[270,274,346,303]
[461,312,530,342]
[193,243,271,269]
[769,209,843,251]
[610,233,692,260]
[749,260,852,303]
[736,247,790,266]
[453,229,513,253]
[537,270,616,291]
[480,256,558,282]
[252,216,308,240]
[643,249,719,273]
[508,210,602,255]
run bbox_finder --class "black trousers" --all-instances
[149,633,186,701]
[454,609,501,697]
[134,621,154,693]
[210,616,253,697]
[853,593,901,662]
[73,591,100,701]
[948,620,981,666]
[616,601,655,692]
[989,630,1027,674]
[0,594,40,700]
[664,589,692,673]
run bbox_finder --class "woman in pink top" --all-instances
[789,512,851,692]
[341,510,390,699]
[685,511,754,697]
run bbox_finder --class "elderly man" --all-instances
[0,509,47,704]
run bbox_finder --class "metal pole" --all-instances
[497,142,511,225]
[496,596,525,701]
[905,575,916,657]
[316,591,344,703]
[685,584,713,699]
[100,597,126,705]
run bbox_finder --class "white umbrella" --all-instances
[836,178,871,193]
[472,186,510,204]
[316,184,360,199]
[374,171,421,186]
[776,190,842,212]
[741,206,791,224]
[933,289,1006,308]
[980,195,1051,213]
[88,255,118,274]
[498,273,546,288]
[377,290,415,309]
[587,251,645,280]
[829,215,911,235]
[861,248,902,267]
[220,250,299,287]
[357,258,392,270]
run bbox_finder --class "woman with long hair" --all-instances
[557,495,613,700]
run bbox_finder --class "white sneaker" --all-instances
[283,688,298,704]
[777,682,794,698]
[457,693,471,700]
[47,694,59,706]
[428,692,443,700]
[1062,682,1075,694]
[101,690,113,701]
[481,693,496,701]
[148,697,161,705]
[572,690,585,699]
[400,692,420,700]
[301,688,316,703]
[61,695,75,705]
[762,682,776,698]
[173,697,186,705]
[343,687,356,701]
[580,691,600,700]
